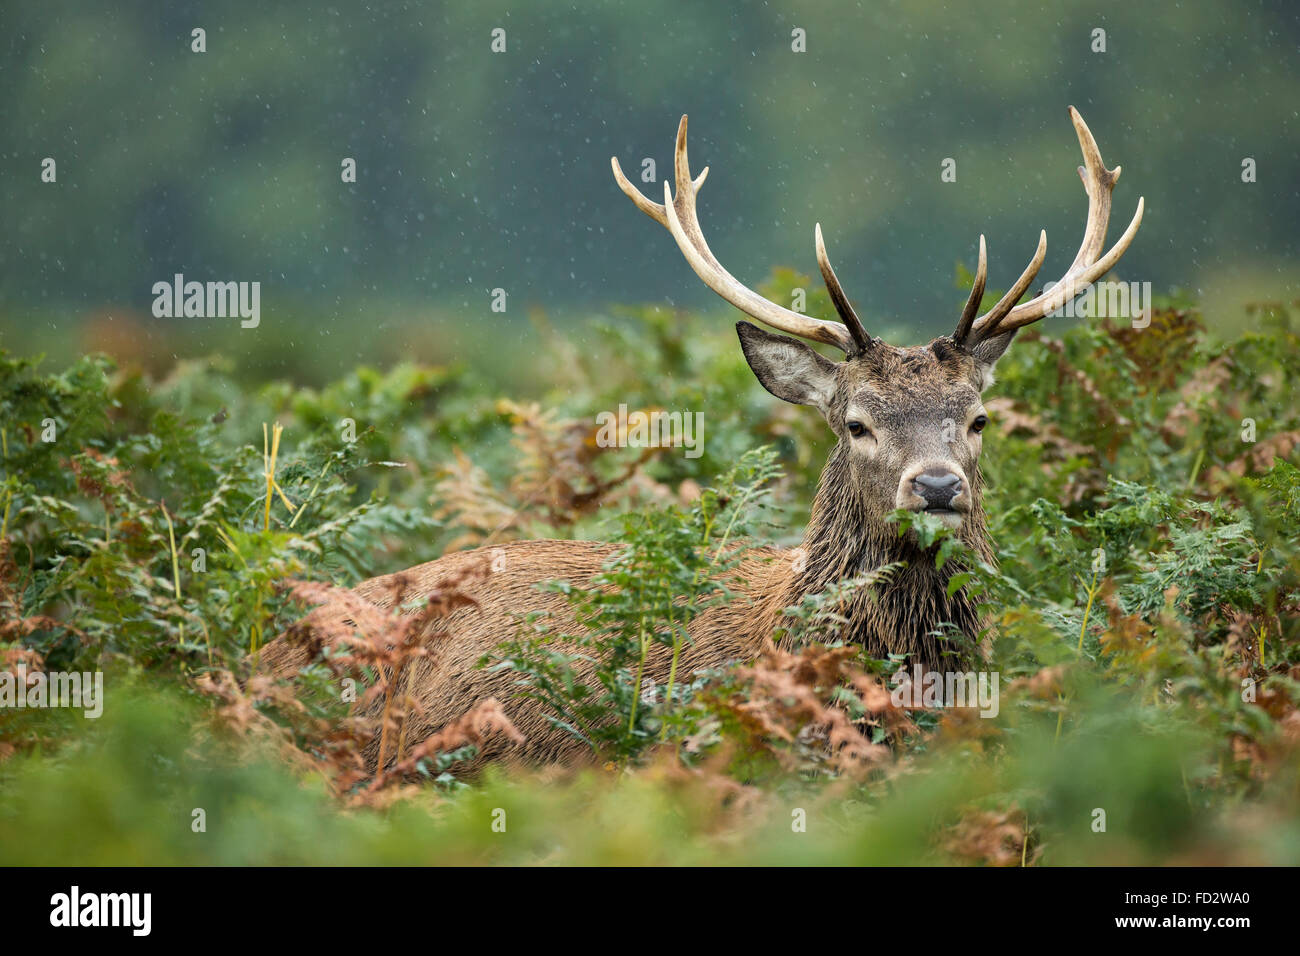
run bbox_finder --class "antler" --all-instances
[611,116,871,355]
[957,106,1144,349]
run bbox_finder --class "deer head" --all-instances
[612,108,1143,538]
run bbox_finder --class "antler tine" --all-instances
[969,106,1144,342]
[1066,105,1120,271]
[952,235,987,344]
[814,223,871,352]
[991,200,1143,336]
[612,133,707,227]
[612,115,861,355]
[965,230,1049,344]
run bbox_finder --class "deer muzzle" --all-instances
[896,463,970,527]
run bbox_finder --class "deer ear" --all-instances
[969,328,1018,391]
[736,321,839,413]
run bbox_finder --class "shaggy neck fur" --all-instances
[771,443,994,670]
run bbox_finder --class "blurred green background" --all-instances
[2,0,1298,384]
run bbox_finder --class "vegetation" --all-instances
[1,283,1298,865]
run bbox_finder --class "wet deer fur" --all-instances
[259,107,1143,769]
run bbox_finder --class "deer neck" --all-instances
[769,444,994,667]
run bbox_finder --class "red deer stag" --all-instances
[261,107,1143,768]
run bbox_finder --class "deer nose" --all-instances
[912,468,963,510]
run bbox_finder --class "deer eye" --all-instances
[971,414,989,434]
[846,420,869,439]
